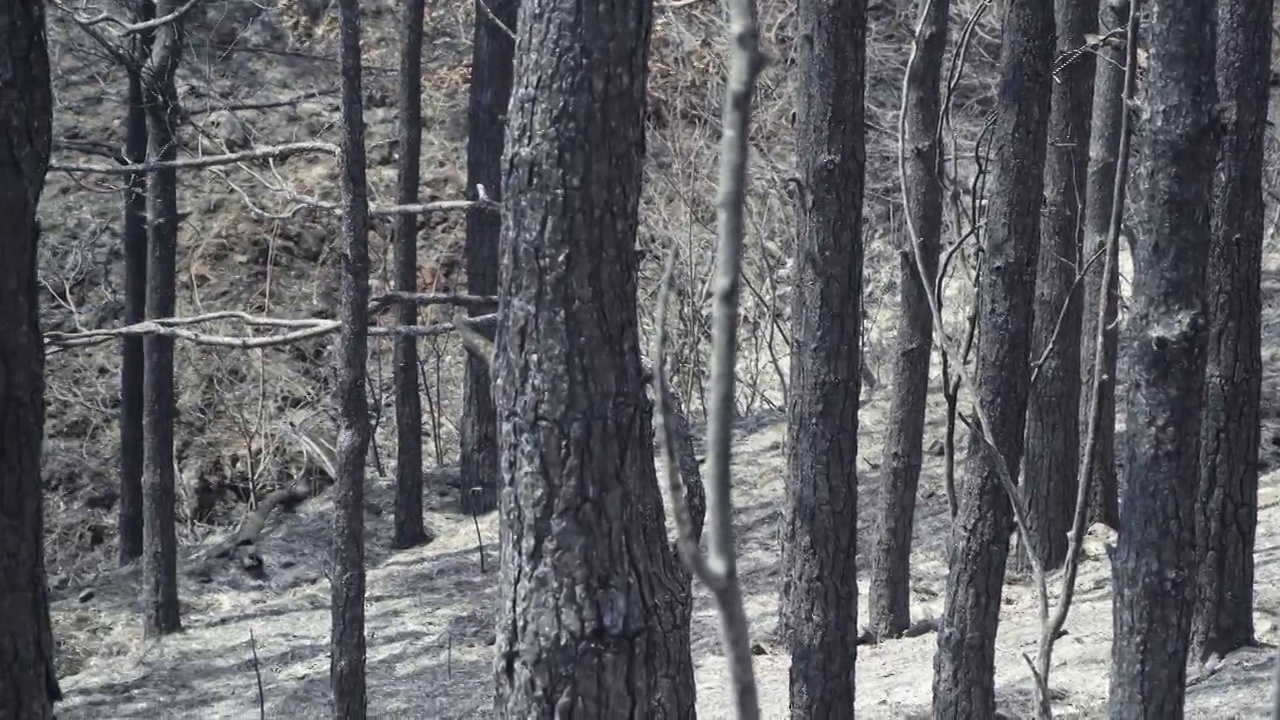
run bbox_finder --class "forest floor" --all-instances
[36,0,1280,715]
[49,298,1280,717]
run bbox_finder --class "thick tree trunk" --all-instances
[780,0,866,711]
[330,0,373,711]
[1190,0,1268,664]
[930,0,1052,714]
[391,0,429,549]
[491,0,696,711]
[459,0,515,516]
[0,0,62,711]
[118,34,151,565]
[1107,0,1216,712]
[866,0,947,642]
[1078,0,1127,531]
[1020,0,1098,572]
[141,0,184,637]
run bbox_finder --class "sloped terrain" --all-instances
[36,0,1280,715]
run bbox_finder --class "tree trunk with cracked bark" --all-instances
[0,0,62,711]
[1190,0,1268,664]
[392,0,430,550]
[459,0,516,517]
[866,0,946,642]
[781,0,866,711]
[1107,0,1216,711]
[330,0,373,710]
[930,0,1052,713]
[1078,0,1128,531]
[1019,0,1098,572]
[141,0,184,637]
[118,11,153,565]
[491,0,695,711]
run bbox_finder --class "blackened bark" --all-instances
[1078,0,1126,530]
[459,0,516,516]
[930,0,1052,714]
[118,68,149,566]
[391,0,429,550]
[866,0,947,642]
[0,0,61,711]
[140,0,183,637]
[491,0,696,711]
[1020,0,1097,571]
[330,0,373,711]
[781,0,865,710]
[1190,0,1268,663]
[118,1,156,567]
[1108,0,1216,712]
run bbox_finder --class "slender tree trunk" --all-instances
[1107,0,1216,711]
[866,0,947,642]
[0,0,62,711]
[1190,0,1268,664]
[930,0,1052,713]
[330,0,373,712]
[141,0,184,637]
[780,0,866,712]
[118,42,151,566]
[391,0,429,549]
[459,0,516,516]
[1078,0,1127,530]
[1020,0,1098,572]
[491,0,696,710]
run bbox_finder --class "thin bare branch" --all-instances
[51,0,203,35]
[51,142,340,174]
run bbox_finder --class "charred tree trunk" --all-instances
[0,0,62,711]
[930,0,1052,714]
[1078,0,1127,530]
[330,0,373,710]
[1108,0,1216,712]
[140,0,184,637]
[491,0,696,711]
[459,0,516,516]
[1020,0,1098,572]
[866,0,947,642]
[391,0,429,549]
[118,10,154,565]
[1190,0,1268,664]
[780,0,866,711]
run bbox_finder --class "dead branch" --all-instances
[51,0,203,35]
[185,86,341,116]
[652,0,765,714]
[44,310,500,352]
[50,141,340,174]
[369,292,497,315]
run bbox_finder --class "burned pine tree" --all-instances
[930,0,1053,712]
[330,0,375,708]
[0,0,63,711]
[1190,0,1270,663]
[780,0,867,709]
[1078,0,1130,530]
[140,0,186,637]
[1020,0,1099,572]
[458,0,517,515]
[1108,0,1217,710]
[866,0,948,642]
[391,0,430,549]
[490,0,696,710]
